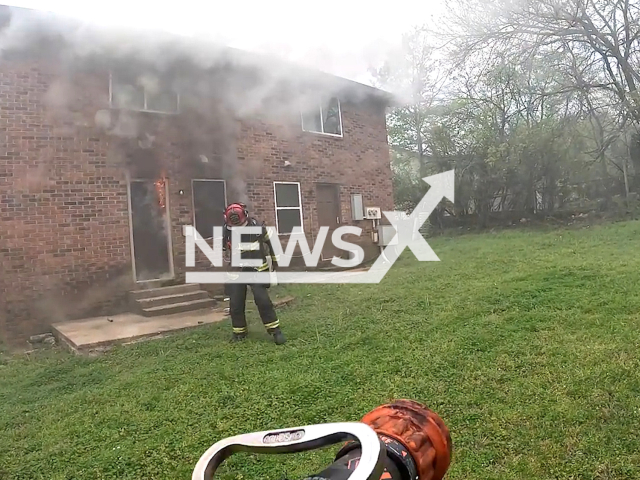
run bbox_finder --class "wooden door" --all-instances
[316,183,341,261]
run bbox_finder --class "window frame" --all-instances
[108,72,181,115]
[300,96,343,138]
[273,181,304,235]
[191,179,228,240]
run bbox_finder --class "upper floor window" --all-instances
[301,97,343,137]
[109,72,179,114]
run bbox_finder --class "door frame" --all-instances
[126,173,175,283]
[315,182,342,261]
[191,179,228,240]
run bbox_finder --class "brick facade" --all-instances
[0,53,394,344]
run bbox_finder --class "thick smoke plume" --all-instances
[0,4,382,207]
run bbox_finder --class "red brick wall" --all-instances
[0,60,393,344]
[0,62,134,343]
[231,103,393,267]
[237,103,393,229]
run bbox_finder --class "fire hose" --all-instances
[192,399,452,480]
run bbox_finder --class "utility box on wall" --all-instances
[350,194,364,220]
[364,207,382,220]
[377,225,398,246]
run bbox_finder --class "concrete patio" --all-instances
[51,296,295,354]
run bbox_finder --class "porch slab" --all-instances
[51,308,227,353]
[50,295,297,354]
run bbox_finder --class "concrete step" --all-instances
[140,298,216,317]
[130,283,200,301]
[136,290,211,309]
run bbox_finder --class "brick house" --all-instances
[0,5,396,344]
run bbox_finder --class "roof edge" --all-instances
[0,3,403,106]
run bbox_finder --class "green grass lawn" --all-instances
[2,221,640,480]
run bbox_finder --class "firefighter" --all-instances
[222,202,286,345]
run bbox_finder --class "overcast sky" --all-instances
[2,0,448,85]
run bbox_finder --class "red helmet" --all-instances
[224,202,248,227]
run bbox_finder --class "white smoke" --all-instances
[0,4,398,203]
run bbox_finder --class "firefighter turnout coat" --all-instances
[222,217,279,284]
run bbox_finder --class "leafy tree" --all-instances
[372,26,449,178]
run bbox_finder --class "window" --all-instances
[192,180,227,239]
[301,97,343,136]
[109,72,179,114]
[274,182,303,234]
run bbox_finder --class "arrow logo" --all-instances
[368,170,454,274]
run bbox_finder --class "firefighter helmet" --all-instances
[224,202,249,227]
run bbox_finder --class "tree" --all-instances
[444,0,640,169]
[371,25,449,178]
[445,0,640,107]
[390,147,425,212]
[375,3,640,227]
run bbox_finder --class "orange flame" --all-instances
[155,174,166,210]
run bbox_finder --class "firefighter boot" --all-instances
[230,326,248,343]
[269,327,286,345]
[230,332,247,342]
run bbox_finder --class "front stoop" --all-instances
[51,309,229,354]
[130,284,216,316]
[50,295,297,354]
